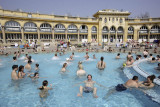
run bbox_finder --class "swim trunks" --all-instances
[84,87,93,93]
[115,84,127,92]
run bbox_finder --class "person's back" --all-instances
[25,61,32,71]
[11,65,18,80]
[125,76,139,88]
[77,65,86,76]
[97,57,106,70]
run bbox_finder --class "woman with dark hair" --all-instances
[18,65,25,79]
[97,57,106,70]
[39,80,52,98]
[139,75,156,88]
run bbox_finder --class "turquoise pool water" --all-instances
[0,52,159,107]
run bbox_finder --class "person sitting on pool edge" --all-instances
[139,75,156,89]
[11,65,19,80]
[104,76,139,99]
[77,74,101,98]
[116,53,120,59]
[25,60,32,71]
[39,80,52,98]
[97,57,106,70]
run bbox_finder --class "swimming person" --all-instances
[155,63,160,71]
[77,74,99,98]
[97,57,106,70]
[150,57,156,63]
[13,56,17,61]
[18,65,25,79]
[24,54,28,60]
[93,54,96,59]
[11,65,19,80]
[139,75,156,89]
[104,76,139,99]
[25,60,32,71]
[116,53,120,59]
[39,80,52,98]
[77,64,86,76]
[35,63,39,71]
[60,63,68,72]
[78,61,83,69]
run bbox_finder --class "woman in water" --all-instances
[97,57,106,70]
[139,75,156,89]
[60,63,69,72]
[39,80,52,98]
[18,65,26,79]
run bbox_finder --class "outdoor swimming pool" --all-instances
[0,52,159,107]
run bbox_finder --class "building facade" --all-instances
[0,9,160,45]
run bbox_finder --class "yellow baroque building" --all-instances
[0,9,160,45]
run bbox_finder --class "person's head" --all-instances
[132,76,138,82]
[86,52,88,55]
[34,72,39,78]
[55,53,57,56]
[13,56,17,61]
[136,57,139,60]
[28,60,32,64]
[35,63,39,67]
[72,52,74,55]
[28,56,32,60]
[128,52,131,55]
[87,74,92,80]
[79,64,83,69]
[14,52,16,54]
[25,54,28,57]
[157,55,160,58]
[5,53,8,56]
[63,63,67,68]
[147,75,156,83]
[144,55,147,58]
[19,65,24,72]
[152,57,156,61]
[100,57,104,61]
[158,63,160,67]
[12,65,18,71]
[117,53,120,56]
[78,61,82,64]
[150,54,152,56]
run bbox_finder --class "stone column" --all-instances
[52,28,54,42]
[88,25,92,43]
[148,29,150,42]
[78,30,80,43]
[37,27,40,44]
[133,29,138,41]
[2,26,6,44]
[115,31,117,43]
[21,27,24,44]
[65,29,67,42]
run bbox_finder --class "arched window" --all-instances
[117,26,123,33]
[54,24,65,33]
[104,18,107,23]
[24,22,37,32]
[120,18,123,23]
[80,25,88,33]
[102,26,109,33]
[151,25,160,33]
[110,26,116,33]
[68,24,78,33]
[91,26,97,33]
[5,21,21,31]
[140,25,148,33]
[128,26,134,33]
[40,23,51,32]
[112,18,115,22]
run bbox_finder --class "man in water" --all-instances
[104,76,139,99]
[25,60,32,71]
[77,74,99,98]
[11,65,19,80]
[97,57,106,70]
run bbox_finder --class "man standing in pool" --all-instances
[77,74,101,98]
[11,65,19,80]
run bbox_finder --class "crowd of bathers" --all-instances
[0,48,159,99]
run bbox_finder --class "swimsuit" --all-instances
[115,84,127,92]
[84,87,93,93]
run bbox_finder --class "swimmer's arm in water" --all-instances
[95,82,108,89]
[73,81,85,87]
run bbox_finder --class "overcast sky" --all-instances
[0,0,160,18]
